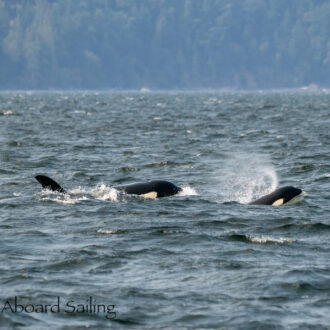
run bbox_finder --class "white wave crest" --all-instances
[97,229,117,235]
[3,110,14,115]
[247,235,295,244]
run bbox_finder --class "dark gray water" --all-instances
[0,91,329,329]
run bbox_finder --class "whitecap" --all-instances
[3,110,13,115]
[96,229,128,235]
[97,229,117,235]
[247,235,295,244]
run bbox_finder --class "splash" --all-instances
[89,184,118,202]
[69,184,119,202]
[38,183,119,204]
[216,152,278,203]
[177,185,198,196]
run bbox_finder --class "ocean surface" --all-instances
[0,91,329,329]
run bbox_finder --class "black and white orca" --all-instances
[35,175,181,198]
[249,186,304,206]
[35,175,304,205]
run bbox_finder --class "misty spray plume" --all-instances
[216,152,278,204]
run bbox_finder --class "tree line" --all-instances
[0,0,329,89]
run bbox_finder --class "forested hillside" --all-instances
[0,0,329,89]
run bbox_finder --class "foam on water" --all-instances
[39,190,88,205]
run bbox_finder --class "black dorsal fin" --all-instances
[35,175,66,194]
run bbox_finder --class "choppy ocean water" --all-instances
[0,91,329,329]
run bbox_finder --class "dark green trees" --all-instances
[0,0,329,89]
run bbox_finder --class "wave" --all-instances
[247,235,295,244]
[227,233,295,244]
[96,229,128,235]
[2,110,14,115]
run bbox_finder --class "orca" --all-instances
[35,175,304,205]
[249,186,304,206]
[35,175,67,194]
[114,180,182,198]
[35,175,181,198]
